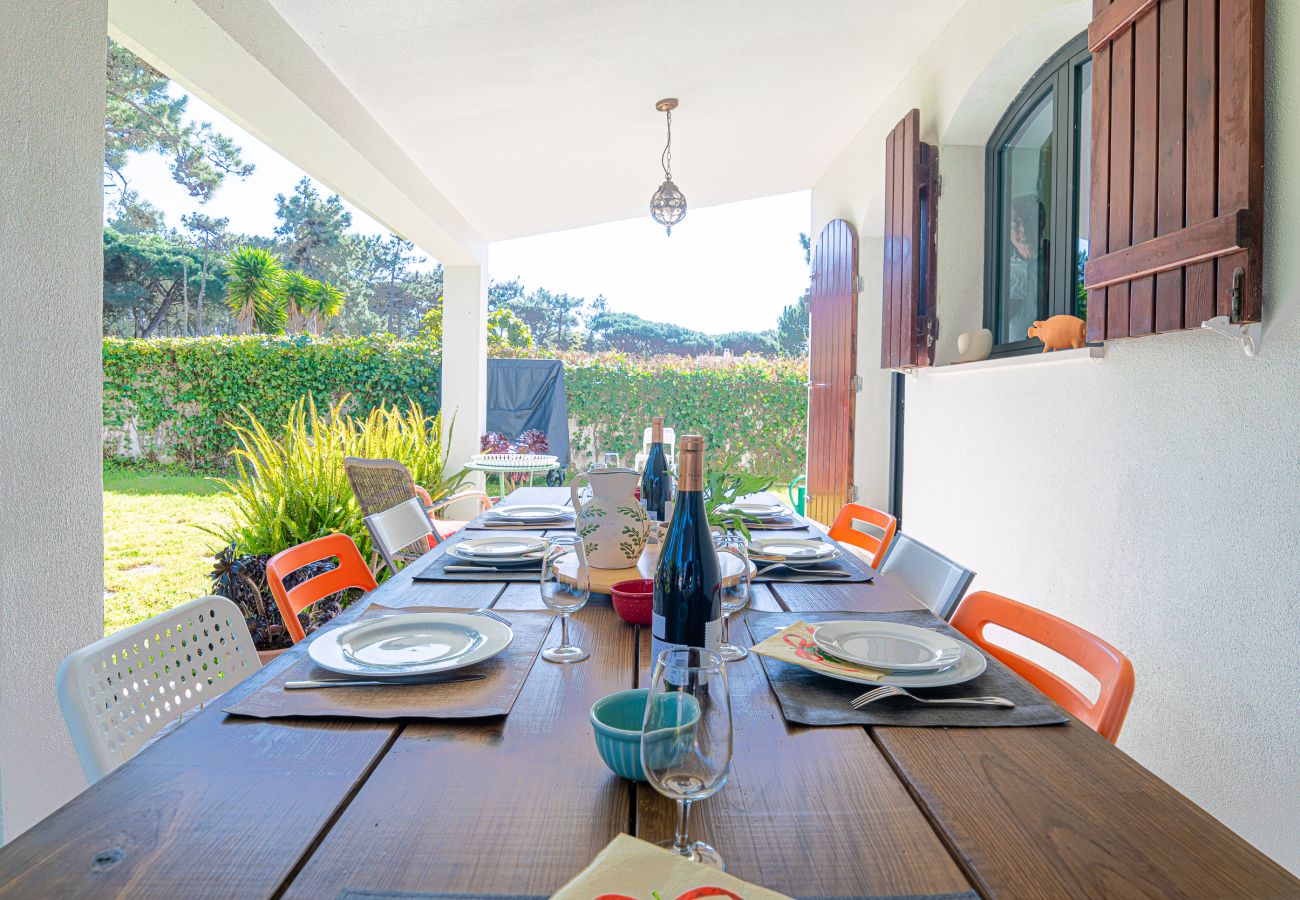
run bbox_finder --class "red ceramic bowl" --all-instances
[611,578,653,626]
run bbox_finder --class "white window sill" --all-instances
[918,345,1104,376]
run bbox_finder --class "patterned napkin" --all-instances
[552,833,790,900]
[750,620,889,683]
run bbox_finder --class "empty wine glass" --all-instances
[539,535,590,663]
[602,451,621,468]
[714,531,751,662]
[641,648,733,870]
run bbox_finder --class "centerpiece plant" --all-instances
[207,394,467,650]
[703,458,775,538]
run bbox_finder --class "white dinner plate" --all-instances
[719,501,794,521]
[454,535,547,558]
[486,504,572,523]
[748,537,838,563]
[446,544,543,568]
[812,620,965,672]
[805,639,987,689]
[309,612,513,678]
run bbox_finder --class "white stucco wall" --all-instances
[814,0,1299,874]
[0,0,107,839]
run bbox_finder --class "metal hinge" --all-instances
[854,275,864,293]
[848,485,860,502]
[933,174,942,197]
[850,374,863,392]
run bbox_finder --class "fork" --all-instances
[470,606,512,626]
[850,684,1014,709]
[755,561,851,578]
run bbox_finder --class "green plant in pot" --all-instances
[703,458,775,539]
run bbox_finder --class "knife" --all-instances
[284,673,487,690]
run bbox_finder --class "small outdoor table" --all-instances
[0,486,1292,899]
[465,459,562,499]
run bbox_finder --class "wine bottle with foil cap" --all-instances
[641,415,671,522]
[651,434,721,662]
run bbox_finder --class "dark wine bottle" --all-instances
[641,415,671,522]
[651,434,721,662]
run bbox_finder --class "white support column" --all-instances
[0,0,107,839]
[440,262,489,499]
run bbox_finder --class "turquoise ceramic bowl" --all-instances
[590,689,649,782]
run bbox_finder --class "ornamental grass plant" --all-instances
[210,394,467,563]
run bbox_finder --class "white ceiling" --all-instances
[264,0,965,242]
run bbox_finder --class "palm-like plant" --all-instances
[280,270,315,335]
[223,246,286,334]
[302,280,344,335]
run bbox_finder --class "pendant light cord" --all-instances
[661,109,673,181]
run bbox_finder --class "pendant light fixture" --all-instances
[649,98,686,235]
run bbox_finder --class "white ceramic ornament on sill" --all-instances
[571,466,650,568]
[956,328,993,362]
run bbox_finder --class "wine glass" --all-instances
[714,531,751,662]
[539,535,590,663]
[641,648,733,870]
[602,451,621,468]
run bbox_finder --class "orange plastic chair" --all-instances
[828,503,897,569]
[950,591,1135,743]
[266,533,379,644]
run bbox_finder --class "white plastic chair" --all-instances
[364,496,436,575]
[879,533,975,621]
[633,425,677,471]
[56,595,260,782]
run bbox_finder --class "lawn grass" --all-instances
[103,464,232,635]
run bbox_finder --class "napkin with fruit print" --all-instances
[749,620,887,681]
[552,833,789,900]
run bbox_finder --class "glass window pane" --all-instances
[997,91,1054,344]
[1074,58,1093,319]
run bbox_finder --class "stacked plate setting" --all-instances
[717,500,796,527]
[480,503,574,529]
[809,620,987,688]
[747,537,843,568]
[447,535,548,568]
[308,612,514,678]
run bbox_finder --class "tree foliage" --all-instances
[105,40,253,200]
[103,227,222,338]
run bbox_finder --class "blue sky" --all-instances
[113,91,810,335]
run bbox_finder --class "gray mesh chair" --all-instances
[878,533,975,621]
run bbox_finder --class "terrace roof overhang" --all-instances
[108,0,968,263]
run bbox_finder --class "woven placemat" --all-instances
[224,605,551,721]
[746,610,1069,728]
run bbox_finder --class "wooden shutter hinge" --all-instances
[848,484,860,503]
[854,275,864,293]
[850,374,863,392]
[932,173,942,198]
[1200,268,1261,356]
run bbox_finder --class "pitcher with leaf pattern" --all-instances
[570,466,650,568]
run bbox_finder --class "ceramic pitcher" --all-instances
[571,466,650,568]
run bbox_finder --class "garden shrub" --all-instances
[103,338,809,480]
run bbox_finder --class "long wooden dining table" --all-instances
[0,487,1293,898]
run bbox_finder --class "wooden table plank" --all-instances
[283,586,635,898]
[772,578,1300,898]
[634,586,973,897]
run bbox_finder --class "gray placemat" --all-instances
[752,534,875,584]
[411,550,543,582]
[746,610,1069,728]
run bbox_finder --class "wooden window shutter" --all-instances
[1084,0,1265,340]
[881,108,939,369]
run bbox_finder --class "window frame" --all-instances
[983,32,1092,356]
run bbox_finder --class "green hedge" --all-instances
[553,351,807,479]
[103,336,441,468]
[103,338,809,479]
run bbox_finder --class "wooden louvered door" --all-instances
[806,219,858,525]
[1085,0,1265,337]
[881,108,938,369]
